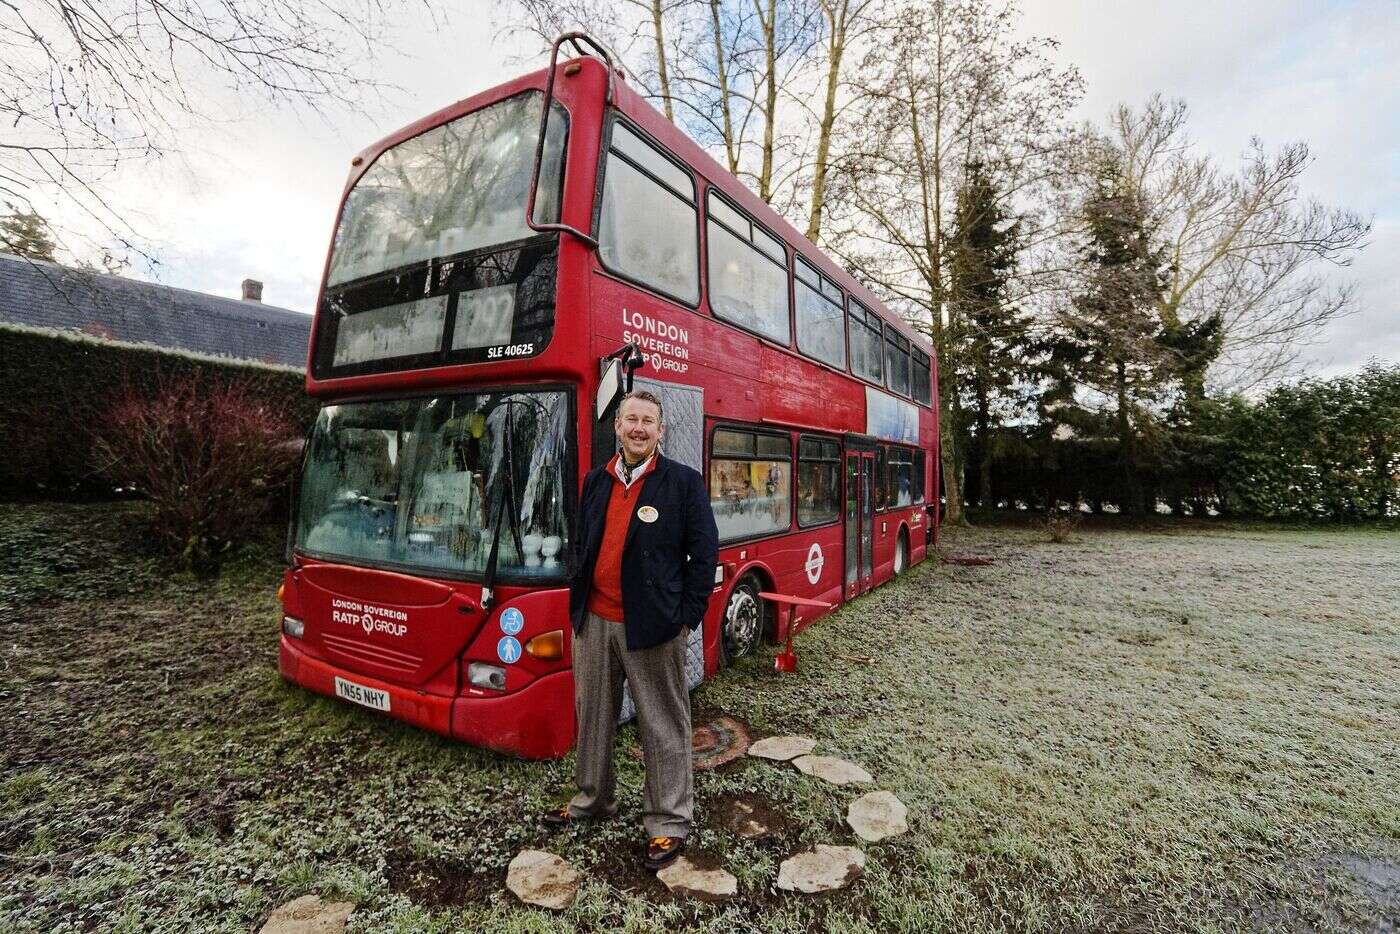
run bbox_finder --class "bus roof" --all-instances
[335,53,934,360]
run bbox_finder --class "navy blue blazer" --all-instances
[569,453,719,651]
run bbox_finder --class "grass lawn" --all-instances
[2,502,1398,932]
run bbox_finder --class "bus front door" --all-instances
[845,451,876,597]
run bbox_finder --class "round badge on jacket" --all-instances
[638,506,659,523]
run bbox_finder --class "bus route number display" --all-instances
[454,284,516,352]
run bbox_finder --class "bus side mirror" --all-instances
[597,357,624,422]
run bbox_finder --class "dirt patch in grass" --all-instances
[383,848,494,908]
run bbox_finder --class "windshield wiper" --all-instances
[479,402,524,611]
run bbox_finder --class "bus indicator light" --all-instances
[525,630,565,661]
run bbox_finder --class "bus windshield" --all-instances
[325,91,568,287]
[295,389,573,581]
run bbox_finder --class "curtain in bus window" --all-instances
[912,349,932,405]
[797,437,840,526]
[332,295,449,367]
[795,279,846,369]
[707,219,789,344]
[295,391,572,581]
[598,154,699,304]
[326,92,567,287]
[886,333,911,396]
[850,304,882,383]
[888,446,914,507]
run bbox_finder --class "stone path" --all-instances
[506,850,581,910]
[499,728,908,905]
[747,734,816,761]
[776,845,866,893]
[791,754,873,785]
[846,790,909,842]
[656,855,738,901]
[258,895,355,934]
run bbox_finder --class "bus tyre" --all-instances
[893,529,908,575]
[721,575,765,666]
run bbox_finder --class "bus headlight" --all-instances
[282,616,304,639]
[468,662,507,691]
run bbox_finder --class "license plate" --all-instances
[334,676,390,712]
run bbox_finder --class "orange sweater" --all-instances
[587,455,656,622]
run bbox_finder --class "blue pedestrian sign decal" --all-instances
[497,636,522,664]
[500,608,524,635]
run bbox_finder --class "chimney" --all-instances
[241,278,263,302]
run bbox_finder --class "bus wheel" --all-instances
[893,529,908,575]
[722,575,765,665]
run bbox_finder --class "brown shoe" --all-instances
[643,835,686,871]
[542,805,615,829]
[540,805,578,829]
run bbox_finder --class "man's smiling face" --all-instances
[615,396,663,463]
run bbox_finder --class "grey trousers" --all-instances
[568,612,693,838]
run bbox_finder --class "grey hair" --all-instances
[616,389,663,425]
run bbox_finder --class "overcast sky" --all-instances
[96,0,1397,378]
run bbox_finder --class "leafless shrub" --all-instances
[91,376,301,572]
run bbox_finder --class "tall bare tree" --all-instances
[1108,95,1370,393]
[826,0,1080,523]
[2,0,433,262]
[505,0,873,236]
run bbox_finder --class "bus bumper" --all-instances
[279,636,576,759]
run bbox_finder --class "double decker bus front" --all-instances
[279,69,606,759]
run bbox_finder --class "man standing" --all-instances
[543,390,718,872]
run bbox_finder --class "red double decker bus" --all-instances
[278,35,940,758]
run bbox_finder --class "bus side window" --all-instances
[707,191,790,345]
[797,436,841,526]
[795,258,846,370]
[709,428,793,541]
[597,121,700,306]
[912,348,933,405]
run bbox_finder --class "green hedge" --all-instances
[0,324,319,499]
[979,363,1400,521]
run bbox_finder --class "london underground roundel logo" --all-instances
[805,543,824,584]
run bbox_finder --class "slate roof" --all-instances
[0,253,311,368]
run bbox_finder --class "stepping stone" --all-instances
[506,850,581,910]
[776,844,866,893]
[846,790,909,841]
[791,755,872,785]
[656,855,738,901]
[748,735,817,761]
[718,795,787,838]
[692,714,752,770]
[259,895,355,934]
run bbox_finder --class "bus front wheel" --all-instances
[721,575,766,665]
[893,529,908,575]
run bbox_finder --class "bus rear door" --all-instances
[844,445,876,597]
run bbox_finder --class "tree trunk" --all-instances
[650,0,674,122]
[939,362,967,525]
[975,367,992,509]
[754,0,778,202]
[1115,360,1141,516]
[805,1,846,242]
[708,0,739,174]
